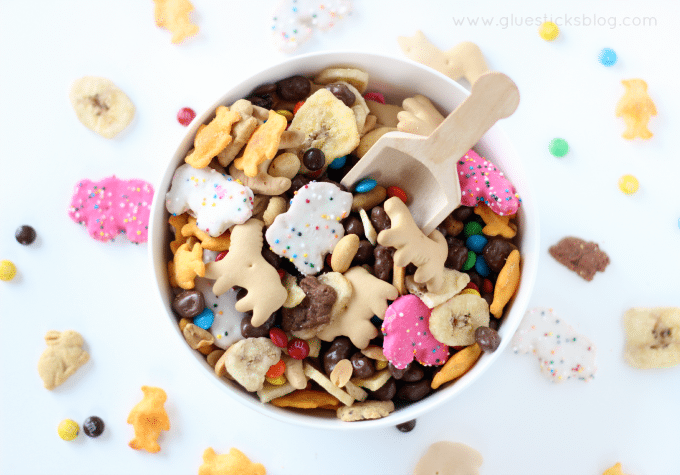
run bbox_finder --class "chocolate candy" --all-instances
[342,216,364,236]
[452,206,474,222]
[396,419,417,432]
[240,312,276,338]
[172,290,205,319]
[323,336,353,375]
[276,75,311,102]
[281,276,336,331]
[82,416,105,437]
[370,206,391,232]
[352,240,374,265]
[370,377,397,401]
[289,174,311,194]
[401,364,425,383]
[15,225,36,245]
[350,352,375,379]
[246,94,274,109]
[302,148,325,171]
[445,236,468,270]
[373,245,394,281]
[483,238,518,273]
[325,83,355,107]
[475,326,501,352]
[396,379,431,402]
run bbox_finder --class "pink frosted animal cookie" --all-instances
[69,176,154,243]
[457,149,520,216]
[382,294,449,369]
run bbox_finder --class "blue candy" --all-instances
[474,255,491,277]
[328,155,347,170]
[598,48,617,67]
[193,308,215,330]
[354,177,377,193]
[466,234,488,254]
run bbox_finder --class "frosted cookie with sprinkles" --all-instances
[457,149,520,216]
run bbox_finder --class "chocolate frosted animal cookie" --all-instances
[548,236,609,281]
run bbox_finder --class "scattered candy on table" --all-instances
[598,48,618,67]
[618,174,639,194]
[58,419,80,441]
[549,138,569,157]
[0,260,17,281]
[82,416,105,437]
[15,225,36,245]
[177,107,196,126]
[539,21,559,41]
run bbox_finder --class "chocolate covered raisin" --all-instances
[370,206,391,233]
[483,238,518,273]
[373,245,394,281]
[323,336,353,375]
[276,75,311,101]
[240,312,276,338]
[342,216,364,236]
[350,352,375,379]
[396,379,431,402]
[370,378,397,401]
[325,83,355,107]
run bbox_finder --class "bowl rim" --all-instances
[148,49,540,430]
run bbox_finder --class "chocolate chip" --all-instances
[171,290,205,319]
[276,75,311,102]
[82,416,105,437]
[370,206,391,233]
[370,378,397,401]
[240,312,276,338]
[325,83,355,107]
[342,216,364,236]
[302,148,325,171]
[483,238,518,273]
[350,352,375,379]
[15,225,36,245]
[395,419,417,433]
[323,336,353,375]
[396,379,431,402]
[475,326,501,351]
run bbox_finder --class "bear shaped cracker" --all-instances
[616,78,657,140]
[37,330,90,390]
[127,386,170,453]
[204,219,287,327]
[377,197,447,292]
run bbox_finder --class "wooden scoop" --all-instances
[341,71,520,235]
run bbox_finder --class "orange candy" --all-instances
[266,359,286,378]
[387,185,408,203]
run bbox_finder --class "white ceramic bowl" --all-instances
[149,51,539,430]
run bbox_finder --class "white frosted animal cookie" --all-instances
[265,181,352,275]
[194,277,242,350]
[512,307,597,382]
[165,163,254,237]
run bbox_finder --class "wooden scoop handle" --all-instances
[426,72,519,164]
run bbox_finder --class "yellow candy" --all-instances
[0,260,16,281]
[618,174,639,194]
[539,22,559,41]
[460,288,481,297]
[58,419,79,441]
[265,375,287,386]
[375,360,388,370]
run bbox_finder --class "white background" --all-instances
[1,1,679,474]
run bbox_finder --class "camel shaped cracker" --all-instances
[37,330,90,390]
[127,386,170,453]
[398,31,489,86]
[317,266,398,349]
[204,219,287,326]
[377,197,447,293]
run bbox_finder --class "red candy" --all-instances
[215,250,229,262]
[482,278,494,294]
[464,282,479,292]
[293,101,305,115]
[386,185,408,203]
[287,338,309,360]
[269,328,288,348]
[266,359,286,378]
[363,91,385,104]
[177,107,196,126]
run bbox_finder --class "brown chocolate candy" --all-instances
[475,326,501,352]
[323,336,353,374]
[452,206,474,222]
[483,238,518,273]
[342,215,364,236]
[370,378,397,401]
[281,276,336,331]
[396,419,417,432]
[350,352,375,379]
[325,83,355,107]
[396,379,431,402]
[276,75,311,101]
[373,245,394,281]
[352,240,375,265]
[172,290,205,319]
[548,236,609,281]
[370,206,391,233]
[240,312,276,338]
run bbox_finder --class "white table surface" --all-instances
[1,1,679,474]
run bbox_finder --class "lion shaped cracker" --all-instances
[37,330,90,390]
[127,386,170,453]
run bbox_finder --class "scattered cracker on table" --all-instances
[199,447,266,475]
[414,441,483,475]
[127,386,170,453]
[616,79,656,140]
[68,176,154,243]
[603,462,630,475]
[153,0,199,44]
[548,237,609,281]
[37,330,89,390]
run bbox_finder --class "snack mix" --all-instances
[163,66,523,421]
